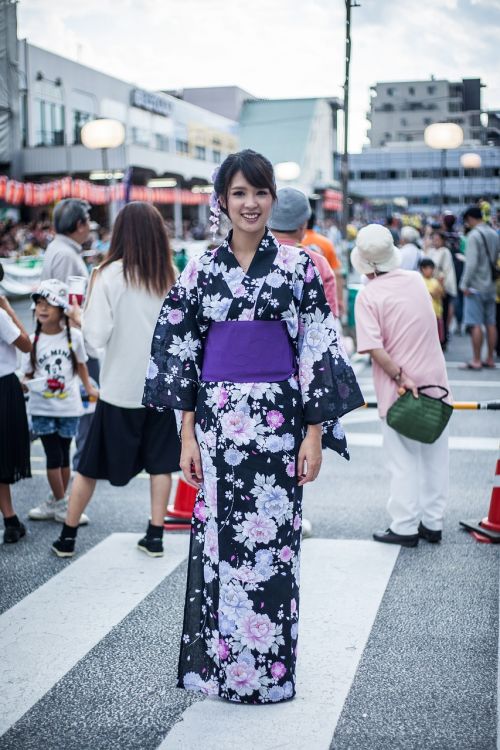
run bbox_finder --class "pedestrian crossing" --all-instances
[0,534,398,749]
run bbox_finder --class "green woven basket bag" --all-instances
[386,385,453,444]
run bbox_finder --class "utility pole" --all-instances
[341,1,359,239]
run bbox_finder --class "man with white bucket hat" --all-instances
[352,224,451,547]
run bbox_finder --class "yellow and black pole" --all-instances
[361,401,500,411]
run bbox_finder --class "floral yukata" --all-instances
[143,228,364,704]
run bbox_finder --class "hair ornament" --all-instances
[209,167,221,241]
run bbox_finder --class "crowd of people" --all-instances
[0,148,499,704]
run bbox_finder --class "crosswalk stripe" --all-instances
[158,539,399,750]
[346,433,499,451]
[0,533,189,737]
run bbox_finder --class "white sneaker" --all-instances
[28,494,57,520]
[53,497,90,526]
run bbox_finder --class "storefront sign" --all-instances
[130,88,171,117]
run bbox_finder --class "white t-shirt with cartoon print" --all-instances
[20,328,88,417]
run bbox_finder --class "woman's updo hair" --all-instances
[214,149,277,216]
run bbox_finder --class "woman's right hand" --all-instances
[180,434,204,488]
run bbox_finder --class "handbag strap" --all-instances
[418,384,449,401]
[476,229,497,279]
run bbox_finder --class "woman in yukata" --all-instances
[143,149,364,704]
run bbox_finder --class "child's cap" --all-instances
[31,279,70,312]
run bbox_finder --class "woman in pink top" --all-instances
[352,224,450,548]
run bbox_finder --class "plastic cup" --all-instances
[68,275,87,306]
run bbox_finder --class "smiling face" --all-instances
[222,171,274,237]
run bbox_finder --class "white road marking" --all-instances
[342,411,381,425]
[0,533,189,736]
[346,433,499,451]
[159,540,399,750]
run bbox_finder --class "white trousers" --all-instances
[381,421,449,535]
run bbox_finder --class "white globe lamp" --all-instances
[424,123,464,213]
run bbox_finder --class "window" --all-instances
[155,134,169,151]
[131,127,150,147]
[427,85,436,95]
[35,100,65,146]
[212,149,221,164]
[423,117,432,125]
[176,139,188,155]
[408,86,415,95]
[449,101,463,112]
[73,110,93,145]
[387,87,395,96]
[195,145,206,160]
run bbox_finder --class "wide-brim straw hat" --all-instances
[351,224,401,276]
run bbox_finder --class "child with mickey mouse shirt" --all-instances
[21,279,98,525]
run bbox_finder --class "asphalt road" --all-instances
[1,298,499,750]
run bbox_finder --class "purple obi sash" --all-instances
[201,320,295,383]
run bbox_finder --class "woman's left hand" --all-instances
[86,385,99,401]
[67,296,82,327]
[297,425,322,486]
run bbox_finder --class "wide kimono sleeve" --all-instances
[143,263,204,412]
[297,256,365,457]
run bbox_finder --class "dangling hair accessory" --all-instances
[209,167,221,241]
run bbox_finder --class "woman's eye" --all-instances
[257,190,269,196]
[232,190,244,196]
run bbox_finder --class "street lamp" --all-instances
[424,122,464,214]
[274,161,301,183]
[81,118,126,226]
[460,152,482,207]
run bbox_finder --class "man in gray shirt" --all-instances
[460,206,499,369]
[40,199,97,477]
[41,199,90,282]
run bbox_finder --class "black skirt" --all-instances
[77,399,181,486]
[0,373,31,484]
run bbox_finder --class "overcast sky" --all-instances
[18,0,500,153]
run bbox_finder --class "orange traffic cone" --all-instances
[163,477,198,531]
[460,459,500,543]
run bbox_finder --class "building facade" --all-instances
[16,43,238,189]
[239,97,343,200]
[368,78,483,147]
[348,141,500,215]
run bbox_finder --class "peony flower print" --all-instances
[266,409,285,429]
[219,582,252,622]
[236,611,278,653]
[221,410,258,446]
[234,512,278,550]
[144,228,364,704]
[225,659,261,696]
[167,308,184,324]
[179,259,199,291]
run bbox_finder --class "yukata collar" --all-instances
[221,227,280,255]
[217,227,280,280]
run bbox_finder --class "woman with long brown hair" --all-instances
[52,202,180,558]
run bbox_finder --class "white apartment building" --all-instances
[368,78,483,147]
